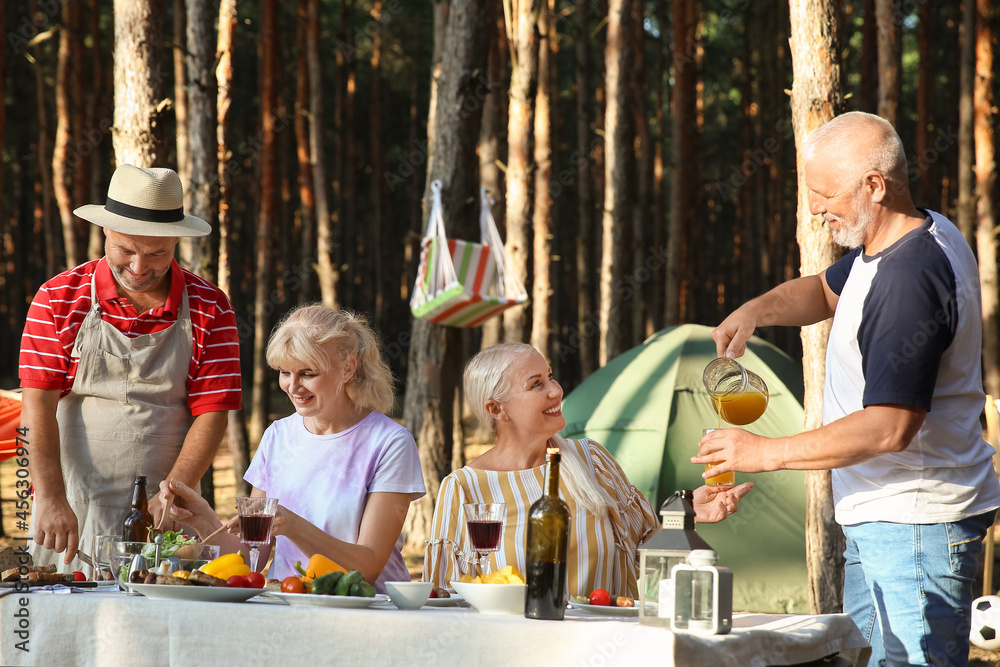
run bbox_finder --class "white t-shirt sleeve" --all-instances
[369,423,426,500]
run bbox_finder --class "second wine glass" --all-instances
[462,502,506,579]
[236,496,279,573]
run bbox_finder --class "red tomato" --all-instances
[245,572,266,589]
[72,571,86,582]
[281,576,305,594]
[227,575,249,588]
[589,589,612,606]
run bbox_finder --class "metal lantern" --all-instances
[637,490,713,627]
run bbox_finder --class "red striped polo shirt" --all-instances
[19,258,242,416]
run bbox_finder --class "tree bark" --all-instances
[975,0,998,399]
[875,0,901,126]
[295,0,316,305]
[531,0,553,357]
[858,0,878,113]
[913,1,933,206]
[214,0,250,499]
[789,0,845,616]
[402,0,494,554]
[88,0,109,261]
[113,0,164,167]
[309,0,339,309]
[598,0,632,366]
[53,5,78,269]
[502,0,538,344]
[631,0,652,343]
[479,12,508,353]
[69,1,88,263]
[32,0,58,273]
[666,0,696,327]
[957,0,976,244]
[185,0,217,278]
[575,0,596,378]
[250,0,278,446]
[174,0,189,192]
[369,0,386,326]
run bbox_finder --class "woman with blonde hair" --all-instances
[423,343,751,598]
[164,305,424,592]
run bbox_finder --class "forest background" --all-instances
[0,0,998,619]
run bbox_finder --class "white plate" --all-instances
[129,583,267,603]
[569,601,639,617]
[268,592,389,608]
[423,593,467,607]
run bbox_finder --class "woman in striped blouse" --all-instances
[423,343,753,598]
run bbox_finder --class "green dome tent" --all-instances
[561,324,811,613]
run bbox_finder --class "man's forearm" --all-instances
[166,410,228,486]
[742,275,835,329]
[20,387,66,499]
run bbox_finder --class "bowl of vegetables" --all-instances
[111,534,220,591]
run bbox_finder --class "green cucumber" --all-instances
[334,569,364,596]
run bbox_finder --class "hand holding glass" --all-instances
[463,503,505,578]
[237,496,278,572]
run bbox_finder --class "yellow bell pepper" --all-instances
[294,554,346,583]
[199,553,251,580]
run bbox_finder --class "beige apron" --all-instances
[30,270,193,569]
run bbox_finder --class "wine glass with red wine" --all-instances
[236,496,279,573]
[462,503,506,579]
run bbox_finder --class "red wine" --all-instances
[525,560,567,618]
[240,514,274,544]
[467,520,503,550]
[524,449,570,620]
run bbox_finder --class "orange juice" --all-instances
[711,389,768,426]
[704,463,735,487]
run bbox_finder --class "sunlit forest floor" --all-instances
[3,428,1000,664]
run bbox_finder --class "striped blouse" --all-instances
[423,438,658,598]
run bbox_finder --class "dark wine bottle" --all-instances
[525,447,570,620]
[121,476,154,542]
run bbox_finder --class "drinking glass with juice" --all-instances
[702,428,735,487]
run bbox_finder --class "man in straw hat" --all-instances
[18,165,242,569]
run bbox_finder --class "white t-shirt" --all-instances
[823,209,1000,524]
[245,410,425,592]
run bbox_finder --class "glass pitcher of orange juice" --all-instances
[702,357,768,426]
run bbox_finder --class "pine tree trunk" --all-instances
[370,0,386,326]
[53,3,78,269]
[31,0,58,274]
[69,1,88,262]
[575,0,596,378]
[875,0,901,125]
[309,0,339,309]
[113,0,164,167]
[250,0,278,446]
[174,0,190,270]
[914,1,933,206]
[402,0,494,555]
[531,0,553,357]
[599,0,632,365]
[214,0,250,498]
[957,0,976,244]
[295,0,315,305]
[631,0,651,344]
[666,0,696,327]
[479,13,507,352]
[859,0,878,113]
[185,0,217,278]
[502,0,538,344]
[975,0,998,399]
[87,0,108,261]
[789,0,845,616]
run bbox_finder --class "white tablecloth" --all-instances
[0,589,870,666]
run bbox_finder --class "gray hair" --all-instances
[804,111,908,186]
[464,343,614,516]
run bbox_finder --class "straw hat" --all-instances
[74,165,211,237]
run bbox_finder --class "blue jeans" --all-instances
[843,511,996,667]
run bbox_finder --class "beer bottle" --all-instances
[525,448,570,620]
[121,476,154,542]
